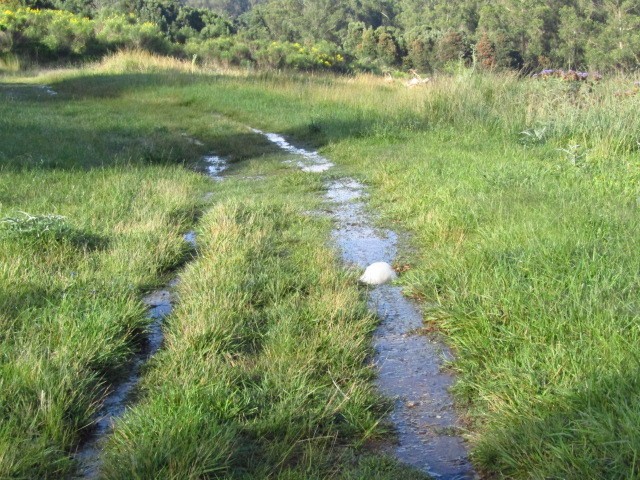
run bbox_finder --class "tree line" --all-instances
[2,0,639,72]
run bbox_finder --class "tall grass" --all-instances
[0,64,425,478]
[125,64,637,477]
[0,77,212,477]
[101,170,422,478]
[3,54,640,477]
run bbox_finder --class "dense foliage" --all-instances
[1,0,639,71]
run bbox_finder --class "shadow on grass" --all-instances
[475,366,640,478]
[0,284,64,318]
[0,74,289,171]
[2,69,435,173]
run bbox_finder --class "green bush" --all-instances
[0,7,173,63]
[256,40,345,71]
[0,7,100,60]
[185,36,251,67]
[186,37,346,72]
[95,13,170,54]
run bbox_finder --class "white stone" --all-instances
[359,262,397,285]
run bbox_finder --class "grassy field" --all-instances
[0,55,425,479]
[2,51,640,478]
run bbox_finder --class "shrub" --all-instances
[475,32,496,70]
[185,36,252,67]
[435,30,471,67]
[250,40,345,71]
[0,7,100,60]
[95,13,170,54]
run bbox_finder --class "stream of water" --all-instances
[256,130,475,479]
[74,284,174,477]
[326,178,474,479]
[73,153,226,477]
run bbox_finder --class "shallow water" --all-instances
[74,286,173,477]
[74,154,225,477]
[326,178,475,479]
[39,85,58,96]
[251,128,334,172]
[203,155,227,179]
[1,84,58,100]
[250,131,474,477]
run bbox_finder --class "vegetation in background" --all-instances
[1,0,639,72]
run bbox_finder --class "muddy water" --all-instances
[252,127,473,478]
[74,153,225,477]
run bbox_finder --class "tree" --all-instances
[593,0,640,70]
[435,30,470,66]
[475,31,496,69]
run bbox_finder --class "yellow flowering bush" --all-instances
[0,7,98,58]
[95,13,169,53]
[254,40,346,71]
[0,7,171,62]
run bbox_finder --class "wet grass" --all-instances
[3,51,640,477]
[187,69,638,478]
[0,55,425,478]
[0,77,220,477]
[100,167,424,479]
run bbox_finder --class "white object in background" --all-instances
[359,262,397,285]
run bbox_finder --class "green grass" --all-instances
[0,76,217,477]
[100,169,423,479]
[0,55,425,479]
[2,51,640,477]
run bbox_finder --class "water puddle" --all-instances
[325,178,475,479]
[39,85,58,96]
[183,230,197,248]
[203,155,227,180]
[181,133,204,146]
[74,153,225,477]
[251,128,334,172]
[1,84,58,100]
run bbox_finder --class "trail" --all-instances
[255,129,475,479]
[73,126,473,479]
[73,154,226,478]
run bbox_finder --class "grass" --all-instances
[0,74,216,476]
[100,169,422,478]
[0,52,425,479]
[2,50,640,477]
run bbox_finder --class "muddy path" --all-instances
[255,130,475,479]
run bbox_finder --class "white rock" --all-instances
[359,262,397,285]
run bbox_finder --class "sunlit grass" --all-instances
[2,52,640,477]
[101,169,423,478]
